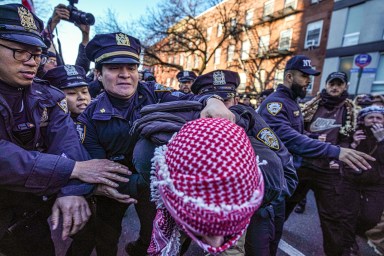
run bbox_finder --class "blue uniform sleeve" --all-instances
[259,101,340,163]
[75,43,90,73]
[0,140,75,196]
[44,100,93,196]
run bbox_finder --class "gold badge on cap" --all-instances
[257,128,280,150]
[116,33,130,46]
[17,6,37,31]
[58,99,68,113]
[267,102,282,116]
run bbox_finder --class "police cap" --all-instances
[0,4,45,47]
[191,70,240,99]
[176,70,197,83]
[43,65,88,90]
[285,55,320,76]
[86,32,141,67]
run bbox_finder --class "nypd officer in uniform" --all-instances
[176,70,197,94]
[259,55,375,255]
[43,65,91,122]
[0,4,135,256]
[191,70,297,256]
[76,32,234,255]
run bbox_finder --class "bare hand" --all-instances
[352,129,366,147]
[371,123,384,142]
[50,4,70,29]
[71,159,131,187]
[200,98,235,123]
[94,184,137,204]
[339,147,375,172]
[51,196,91,240]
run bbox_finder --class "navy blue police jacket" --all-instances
[259,84,340,169]
[0,80,92,197]
[78,81,203,171]
[132,102,297,203]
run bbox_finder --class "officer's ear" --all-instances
[284,71,293,83]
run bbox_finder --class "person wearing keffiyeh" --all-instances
[148,118,264,255]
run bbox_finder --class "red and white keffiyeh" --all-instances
[148,118,264,255]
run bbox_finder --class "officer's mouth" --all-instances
[77,103,88,109]
[20,71,35,80]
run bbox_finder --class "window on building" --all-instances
[194,54,199,69]
[180,54,184,66]
[186,55,192,70]
[264,0,274,17]
[166,78,171,87]
[278,29,292,50]
[207,27,213,41]
[173,55,178,64]
[227,45,235,62]
[168,56,173,64]
[230,18,237,32]
[217,23,223,37]
[338,56,353,77]
[238,73,247,93]
[274,69,284,87]
[245,9,254,27]
[372,53,384,92]
[258,35,270,56]
[305,20,323,48]
[214,48,221,65]
[254,69,266,92]
[241,40,251,60]
[284,0,296,9]
[343,4,364,46]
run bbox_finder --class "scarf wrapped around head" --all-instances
[148,118,264,255]
[357,106,384,125]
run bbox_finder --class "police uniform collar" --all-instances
[91,92,115,120]
[277,84,296,100]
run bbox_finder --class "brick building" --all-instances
[148,0,334,96]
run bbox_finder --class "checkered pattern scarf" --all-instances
[148,118,264,255]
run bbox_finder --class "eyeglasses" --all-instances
[0,43,43,63]
[45,58,57,65]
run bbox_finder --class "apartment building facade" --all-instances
[150,0,334,96]
[322,0,384,95]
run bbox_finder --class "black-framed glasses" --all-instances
[0,43,43,63]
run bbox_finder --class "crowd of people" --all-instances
[0,3,383,256]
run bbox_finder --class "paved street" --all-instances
[53,191,376,256]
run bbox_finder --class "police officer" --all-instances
[43,65,91,122]
[76,32,234,256]
[258,55,375,255]
[0,4,132,255]
[287,71,357,255]
[176,70,197,94]
[191,70,297,256]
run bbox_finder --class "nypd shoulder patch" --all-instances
[58,99,68,113]
[267,102,282,116]
[256,128,280,150]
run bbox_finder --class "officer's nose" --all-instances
[119,67,131,78]
[23,56,39,67]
